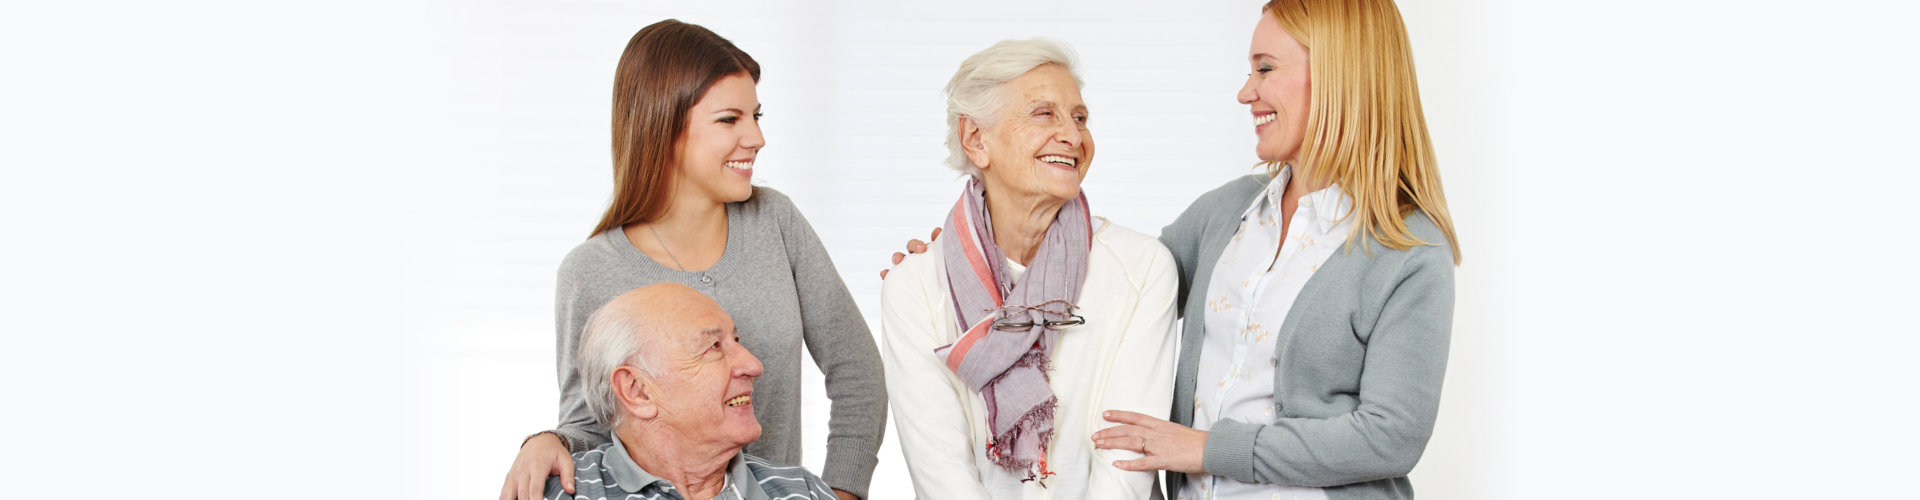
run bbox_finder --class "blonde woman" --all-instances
[1088,1,1459,499]
[888,1,1457,498]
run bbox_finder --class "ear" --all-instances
[612,366,658,421]
[958,116,991,170]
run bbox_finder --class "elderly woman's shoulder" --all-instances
[1093,218,1176,266]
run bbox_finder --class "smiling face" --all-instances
[628,288,764,450]
[1238,12,1313,164]
[675,72,765,205]
[964,63,1093,203]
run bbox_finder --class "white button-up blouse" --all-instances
[1180,166,1353,500]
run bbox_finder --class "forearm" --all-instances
[1202,249,1453,486]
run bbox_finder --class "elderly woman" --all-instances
[889,2,1459,498]
[1089,1,1460,499]
[880,39,1179,500]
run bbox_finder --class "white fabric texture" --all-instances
[882,217,1179,500]
[1181,166,1352,500]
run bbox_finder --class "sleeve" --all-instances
[1158,201,1206,316]
[552,259,610,453]
[1200,245,1455,486]
[1084,244,1182,500]
[880,256,994,500]
[777,201,887,499]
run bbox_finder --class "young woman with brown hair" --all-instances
[499,19,882,500]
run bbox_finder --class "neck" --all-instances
[1283,162,1330,203]
[652,194,728,239]
[618,428,734,500]
[980,180,1070,266]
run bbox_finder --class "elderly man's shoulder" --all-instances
[739,453,840,499]
[540,446,617,500]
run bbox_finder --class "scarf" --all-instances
[935,178,1092,483]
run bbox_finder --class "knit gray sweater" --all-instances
[549,187,885,498]
[1160,174,1454,500]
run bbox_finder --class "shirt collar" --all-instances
[606,433,757,499]
[1240,165,1354,234]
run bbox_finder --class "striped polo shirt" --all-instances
[544,434,838,500]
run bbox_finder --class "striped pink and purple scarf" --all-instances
[935,178,1092,483]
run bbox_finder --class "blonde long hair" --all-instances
[1265,0,1460,264]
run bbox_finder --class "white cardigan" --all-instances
[881,217,1180,500]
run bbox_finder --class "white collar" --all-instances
[1239,165,1354,234]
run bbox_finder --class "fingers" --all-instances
[892,251,905,265]
[1102,410,1158,426]
[1112,456,1163,472]
[521,470,542,500]
[1091,423,1143,442]
[557,453,576,494]
[499,472,515,500]
[906,239,926,253]
[930,227,942,241]
[879,269,889,279]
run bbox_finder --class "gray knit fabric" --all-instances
[549,187,885,498]
[1159,174,1454,500]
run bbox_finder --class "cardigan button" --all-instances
[1269,357,1278,367]
[699,274,713,284]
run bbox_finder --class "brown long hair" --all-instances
[591,20,760,237]
[1264,0,1460,264]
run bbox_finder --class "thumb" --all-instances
[557,453,576,493]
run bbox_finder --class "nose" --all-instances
[1237,74,1259,105]
[731,340,764,378]
[741,115,766,151]
[1054,120,1083,150]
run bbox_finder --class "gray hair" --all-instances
[943,38,1085,177]
[577,301,659,429]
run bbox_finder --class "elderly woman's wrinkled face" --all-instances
[1238,13,1311,164]
[968,64,1093,203]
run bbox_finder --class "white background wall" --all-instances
[5,1,1918,498]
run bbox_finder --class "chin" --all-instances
[725,185,755,203]
[731,424,763,446]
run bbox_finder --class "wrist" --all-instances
[522,430,569,451]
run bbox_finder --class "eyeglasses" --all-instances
[990,300,1086,331]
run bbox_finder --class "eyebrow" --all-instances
[1027,101,1087,112]
[710,104,763,115]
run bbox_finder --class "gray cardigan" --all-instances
[551,187,885,498]
[1158,174,1454,500]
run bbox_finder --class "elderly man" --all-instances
[544,283,840,500]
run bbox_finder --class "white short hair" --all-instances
[943,38,1084,177]
[577,301,658,429]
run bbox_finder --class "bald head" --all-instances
[576,283,732,428]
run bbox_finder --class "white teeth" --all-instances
[1038,155,1076,167]
[725,161,754,170]
[1253,113,1276,126]
[725,395,751,407]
